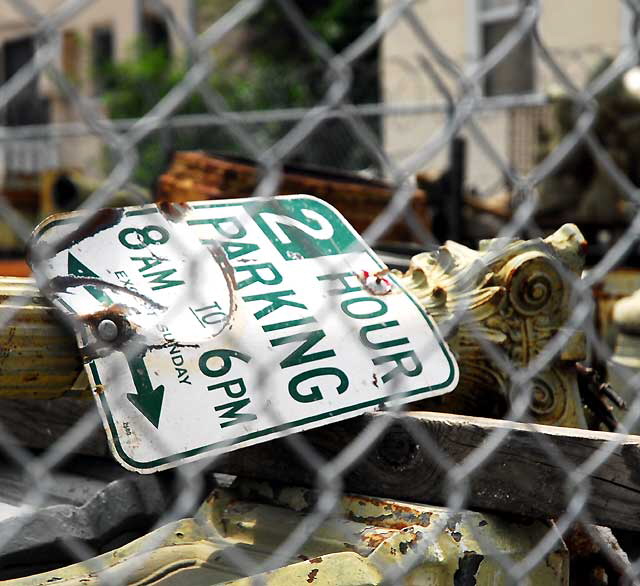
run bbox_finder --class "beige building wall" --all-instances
[0,0,193,179]
[381,0,627,192]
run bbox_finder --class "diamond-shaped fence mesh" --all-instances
[0,0,639,584]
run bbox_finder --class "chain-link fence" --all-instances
[0,0,640,584]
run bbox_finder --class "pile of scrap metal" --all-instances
[0,222,636,584]
[4,477,571,585]
[157,152,431,246]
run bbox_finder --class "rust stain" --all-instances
[564,523,599,557]
[209,244,237,290]
[398,532,420,555]
[360,529,396,549]
[579,238,589,256]
[309,557,323,564]
[203,241,237,335]
[80,305,137,351]
[353,516,426,530]
[358,270,394,296]
[306,569,319,583]
[36,208,124,258]
[48,276,165,311]
[94,384,105,396]
[347,496,432,529]
[432,286,447,300]
[158,201,191,222]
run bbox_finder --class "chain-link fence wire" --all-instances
[0,0,638,583]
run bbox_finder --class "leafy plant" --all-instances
[99,1,379,187]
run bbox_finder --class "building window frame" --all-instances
[621,2,636,48]
[467,0,536,97]
[91,23,115,95]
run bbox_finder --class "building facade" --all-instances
[0,0,194,178]
[380,0,631,192]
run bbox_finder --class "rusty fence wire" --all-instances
[0,0,640,584]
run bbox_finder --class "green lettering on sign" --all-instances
[144,268,185,291]
[68,253,113,305]
[215,398,257,428]
[288,367,349,403]
[248,199,358,260]
[67,254,166,428]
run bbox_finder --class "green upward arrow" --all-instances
[68,253,113,305]
[67,252,165,428]
[126,351,165,428]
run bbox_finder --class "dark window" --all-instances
[92,26,115,94]
[142,13,171,56]
[2,36,49,125]
[476,1,534,97]
[4,36,34,81]
[482,18,534,96]
[62,30,80,80]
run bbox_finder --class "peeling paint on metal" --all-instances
[49,276,166,311]
[9,480,569,585]
[306,568,318,583]
[158,201,191,223]
[453,552,484,586]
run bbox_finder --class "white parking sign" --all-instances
[30,196,458,473]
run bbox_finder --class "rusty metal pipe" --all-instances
[0,277,85,399]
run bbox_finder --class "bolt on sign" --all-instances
[29,196,458,473]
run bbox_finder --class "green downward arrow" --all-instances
[126,352,165,428]
[67,252,166,428]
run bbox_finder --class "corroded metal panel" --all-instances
[10,480,568,585]
[0,276,84,399]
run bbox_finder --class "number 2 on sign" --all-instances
[190,303,226,328]
[259,209,334,244]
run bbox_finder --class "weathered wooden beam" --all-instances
[2,398,640,530]
[0,397,108,457]
[216,411,640,532]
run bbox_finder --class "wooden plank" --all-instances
[216,411,640,531]
[3,399,640,531]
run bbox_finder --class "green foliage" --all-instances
[100,43,312,185]
[99,1,379,187]
[100,44,184,119]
